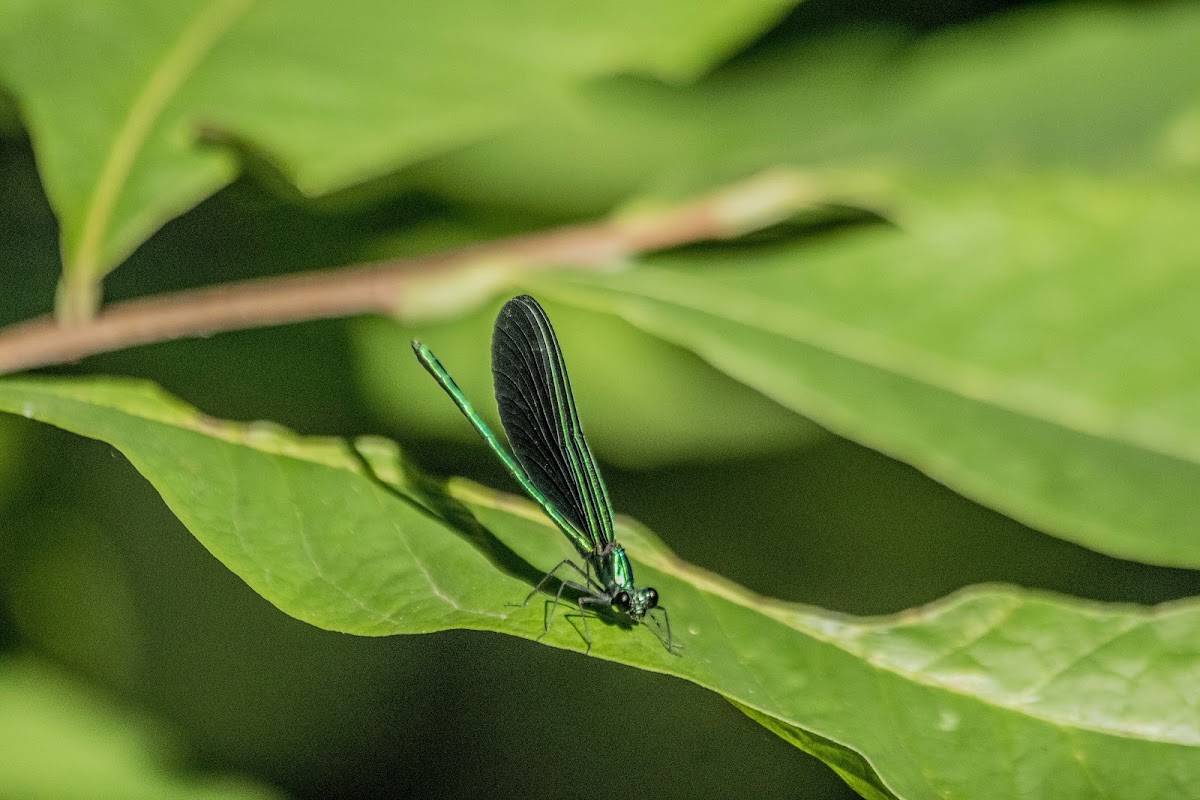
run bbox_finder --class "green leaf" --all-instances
[0,657,281,800]
[863,4,1200,171]
[532,172,1200,569]
[0,0,796,318]
[1,376,1197,800]
[408,3,1200,214]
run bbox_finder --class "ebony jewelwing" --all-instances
[412,295,675,652]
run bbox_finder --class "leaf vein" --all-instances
[73,0,252,280]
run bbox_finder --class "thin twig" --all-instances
[0,170,819,374]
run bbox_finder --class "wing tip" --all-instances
[501,294,543,316]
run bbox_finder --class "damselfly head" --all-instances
[613,587,659,621]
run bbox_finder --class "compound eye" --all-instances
[613,591,632,610]
[645,588,659,609]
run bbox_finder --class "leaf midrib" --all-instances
[72,0,252,278]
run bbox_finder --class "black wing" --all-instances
[491,295,615,551]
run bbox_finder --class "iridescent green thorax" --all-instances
[594,545,635,590]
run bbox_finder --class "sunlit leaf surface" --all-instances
[533,173,1200,569]
[408,4,1200,213]
[0,0,795,313]
[1,377,1197,800]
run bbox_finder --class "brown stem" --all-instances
[0,170,819,374]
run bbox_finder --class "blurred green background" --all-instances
[3,1,1199,798]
